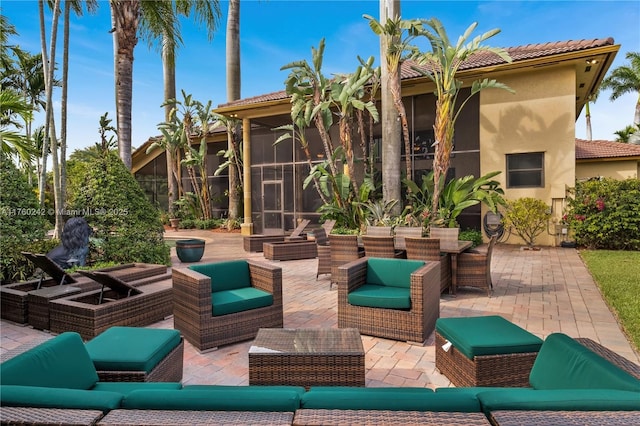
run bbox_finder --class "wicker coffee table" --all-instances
[489,410,640,425]
[249,328,365,388]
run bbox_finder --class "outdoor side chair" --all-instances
[21,252,77,289]
[456,235,497,296]
[328,234,365,290]
[172,259,283,352]
[404,237,452,294]
[361,236,404,259]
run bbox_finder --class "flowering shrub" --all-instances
[502,197,551,247]
[566,178,640,250]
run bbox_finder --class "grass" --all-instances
[580,250,640,352]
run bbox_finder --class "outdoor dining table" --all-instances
[439,240,473,295]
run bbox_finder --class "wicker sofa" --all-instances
[1,330,639,425]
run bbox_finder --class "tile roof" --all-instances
[576,139,640,160]
[219,38,615,108]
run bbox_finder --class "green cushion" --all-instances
[85,327,181,373]
[348,284,411,309]
[435,316,543,359]
[122,388,301,412]
[0,385,122,413]
[190,260,250,292]
[301,387,480,412]
[477,388,640,413]
[183,385,306,398]
[530,333,640,391]
[0,332,98,390]
[366,258,425,288]
[92,382,182,394]
[212,287,273,316]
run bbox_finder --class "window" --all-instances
[506,153,544,188]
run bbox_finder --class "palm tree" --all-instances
[0,89,34,157]
[411,18,512,224]
[600,52,640,129]
[584,90,599,141]
[226,0,241,221]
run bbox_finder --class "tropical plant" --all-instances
[502,197,551,248]
[613,124,640,143]
[600,51,640,129]
[404,171,506,228]
[360,198,399,227]
[411,18,513,223]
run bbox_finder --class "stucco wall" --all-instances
[576,160,639,180]
[478,66,576,246]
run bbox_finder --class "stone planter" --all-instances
[169,218,180,231]
[175,239,206,263]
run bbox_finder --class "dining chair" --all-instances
[328,234,365,289]
[404,237,452,294]
[361,236,404,259]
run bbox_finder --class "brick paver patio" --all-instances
[2,229,638,388]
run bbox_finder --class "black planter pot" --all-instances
[175,238,206,262]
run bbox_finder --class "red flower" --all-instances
[596,197,605,211]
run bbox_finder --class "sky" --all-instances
[3,0,640,157]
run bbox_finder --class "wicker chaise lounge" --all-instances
[243,219,310,252]
[172,259,283,352]
[21,251,76,287]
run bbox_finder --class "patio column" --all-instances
[241,117,253,235]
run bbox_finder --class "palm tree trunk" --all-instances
[585,101,592,141]
[226,0,241,221]
[59,0,70,224]
[37,0,50,207]
[110,0,140,170]
[162,35,178,212]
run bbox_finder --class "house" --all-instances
[576,139,640,180]
[133,38,620,246]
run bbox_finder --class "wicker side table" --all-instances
[249,328,365,388]
[489,410,640,426]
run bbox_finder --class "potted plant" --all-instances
[175,238,206,262]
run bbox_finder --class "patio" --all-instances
[1,229,638,388]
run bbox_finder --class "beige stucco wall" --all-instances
[576,160,639,180]
[478,66,576,246]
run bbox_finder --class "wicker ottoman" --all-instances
[263,241,318,261]
[435,315,543,387]
[85,326,184,382]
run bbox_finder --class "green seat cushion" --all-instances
[477,388,640,413]
[85,327,181,373]
[366,258,425,288]
[212,287,273,316]
[301,387,480,412]
[0,385,123,413]
[190,260,250,292]
[122,388,301,412]
[183,385,306,398]
[530,333,640,391]
[0,332,98,390]
[92,382,182,394]
[435,316,543,359]
[348,284,410,309]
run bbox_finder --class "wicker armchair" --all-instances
[337,257,440,344]
[328,234,365,289]
[404,237,452,294]
[456,235,497,296]
[362,235,404,259]
[315,228,331,280]
[172,259,283,351]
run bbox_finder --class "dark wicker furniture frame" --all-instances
[404,237,452,293]
[248,328,365,389]
[328,234,365,289]
[489,410,640,426]
[361,235,405,259]
[293,410,491,425]
[456,235,497,296]
[243,219,310,252]
[337,257,440,344]
[98,409,294,425]
[172,260,283,352]
[263,240,318,261]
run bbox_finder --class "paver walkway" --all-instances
[2,229,638,388]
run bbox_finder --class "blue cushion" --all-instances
[189,260,250,292]
[366,258,425,288]
[85,327,181,373]
[0,332,98,390]
[212,287,273,316]
[348,284,411,309]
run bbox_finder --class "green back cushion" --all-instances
[477,388,640,413]
[0,385,122,413]
[348,284,411,309]
[85,327,181,373]
[212,287,273,316]
[190,260,250,292]
[123,388,301,412]
[183,384,306,398]
[530,333,640,391]
[92,382,181,394]
[0,332,98,390]
[366,258,425,288]
[435,315,543,359]
[301,387,480,412]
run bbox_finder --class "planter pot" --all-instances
[176,239,206,263]
[169,218,180,231]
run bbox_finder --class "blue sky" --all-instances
[3,0,640,156]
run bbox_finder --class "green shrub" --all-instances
[0,155,50,283]
[459,228,483,248]
[502,197,551,247]
[67,151,170,265]
[566,178,640,250]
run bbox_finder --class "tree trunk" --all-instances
[226,0,241,220]
[110,0,140,170]
[380,0,402,216]
[585,101,592,141]
[162,34,178,212]
[37,0,50,207]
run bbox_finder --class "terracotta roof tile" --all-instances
[576,139,640,160]
[221,38,615,108]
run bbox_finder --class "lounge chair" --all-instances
[21,252,77,289]
[78,270,142,304]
